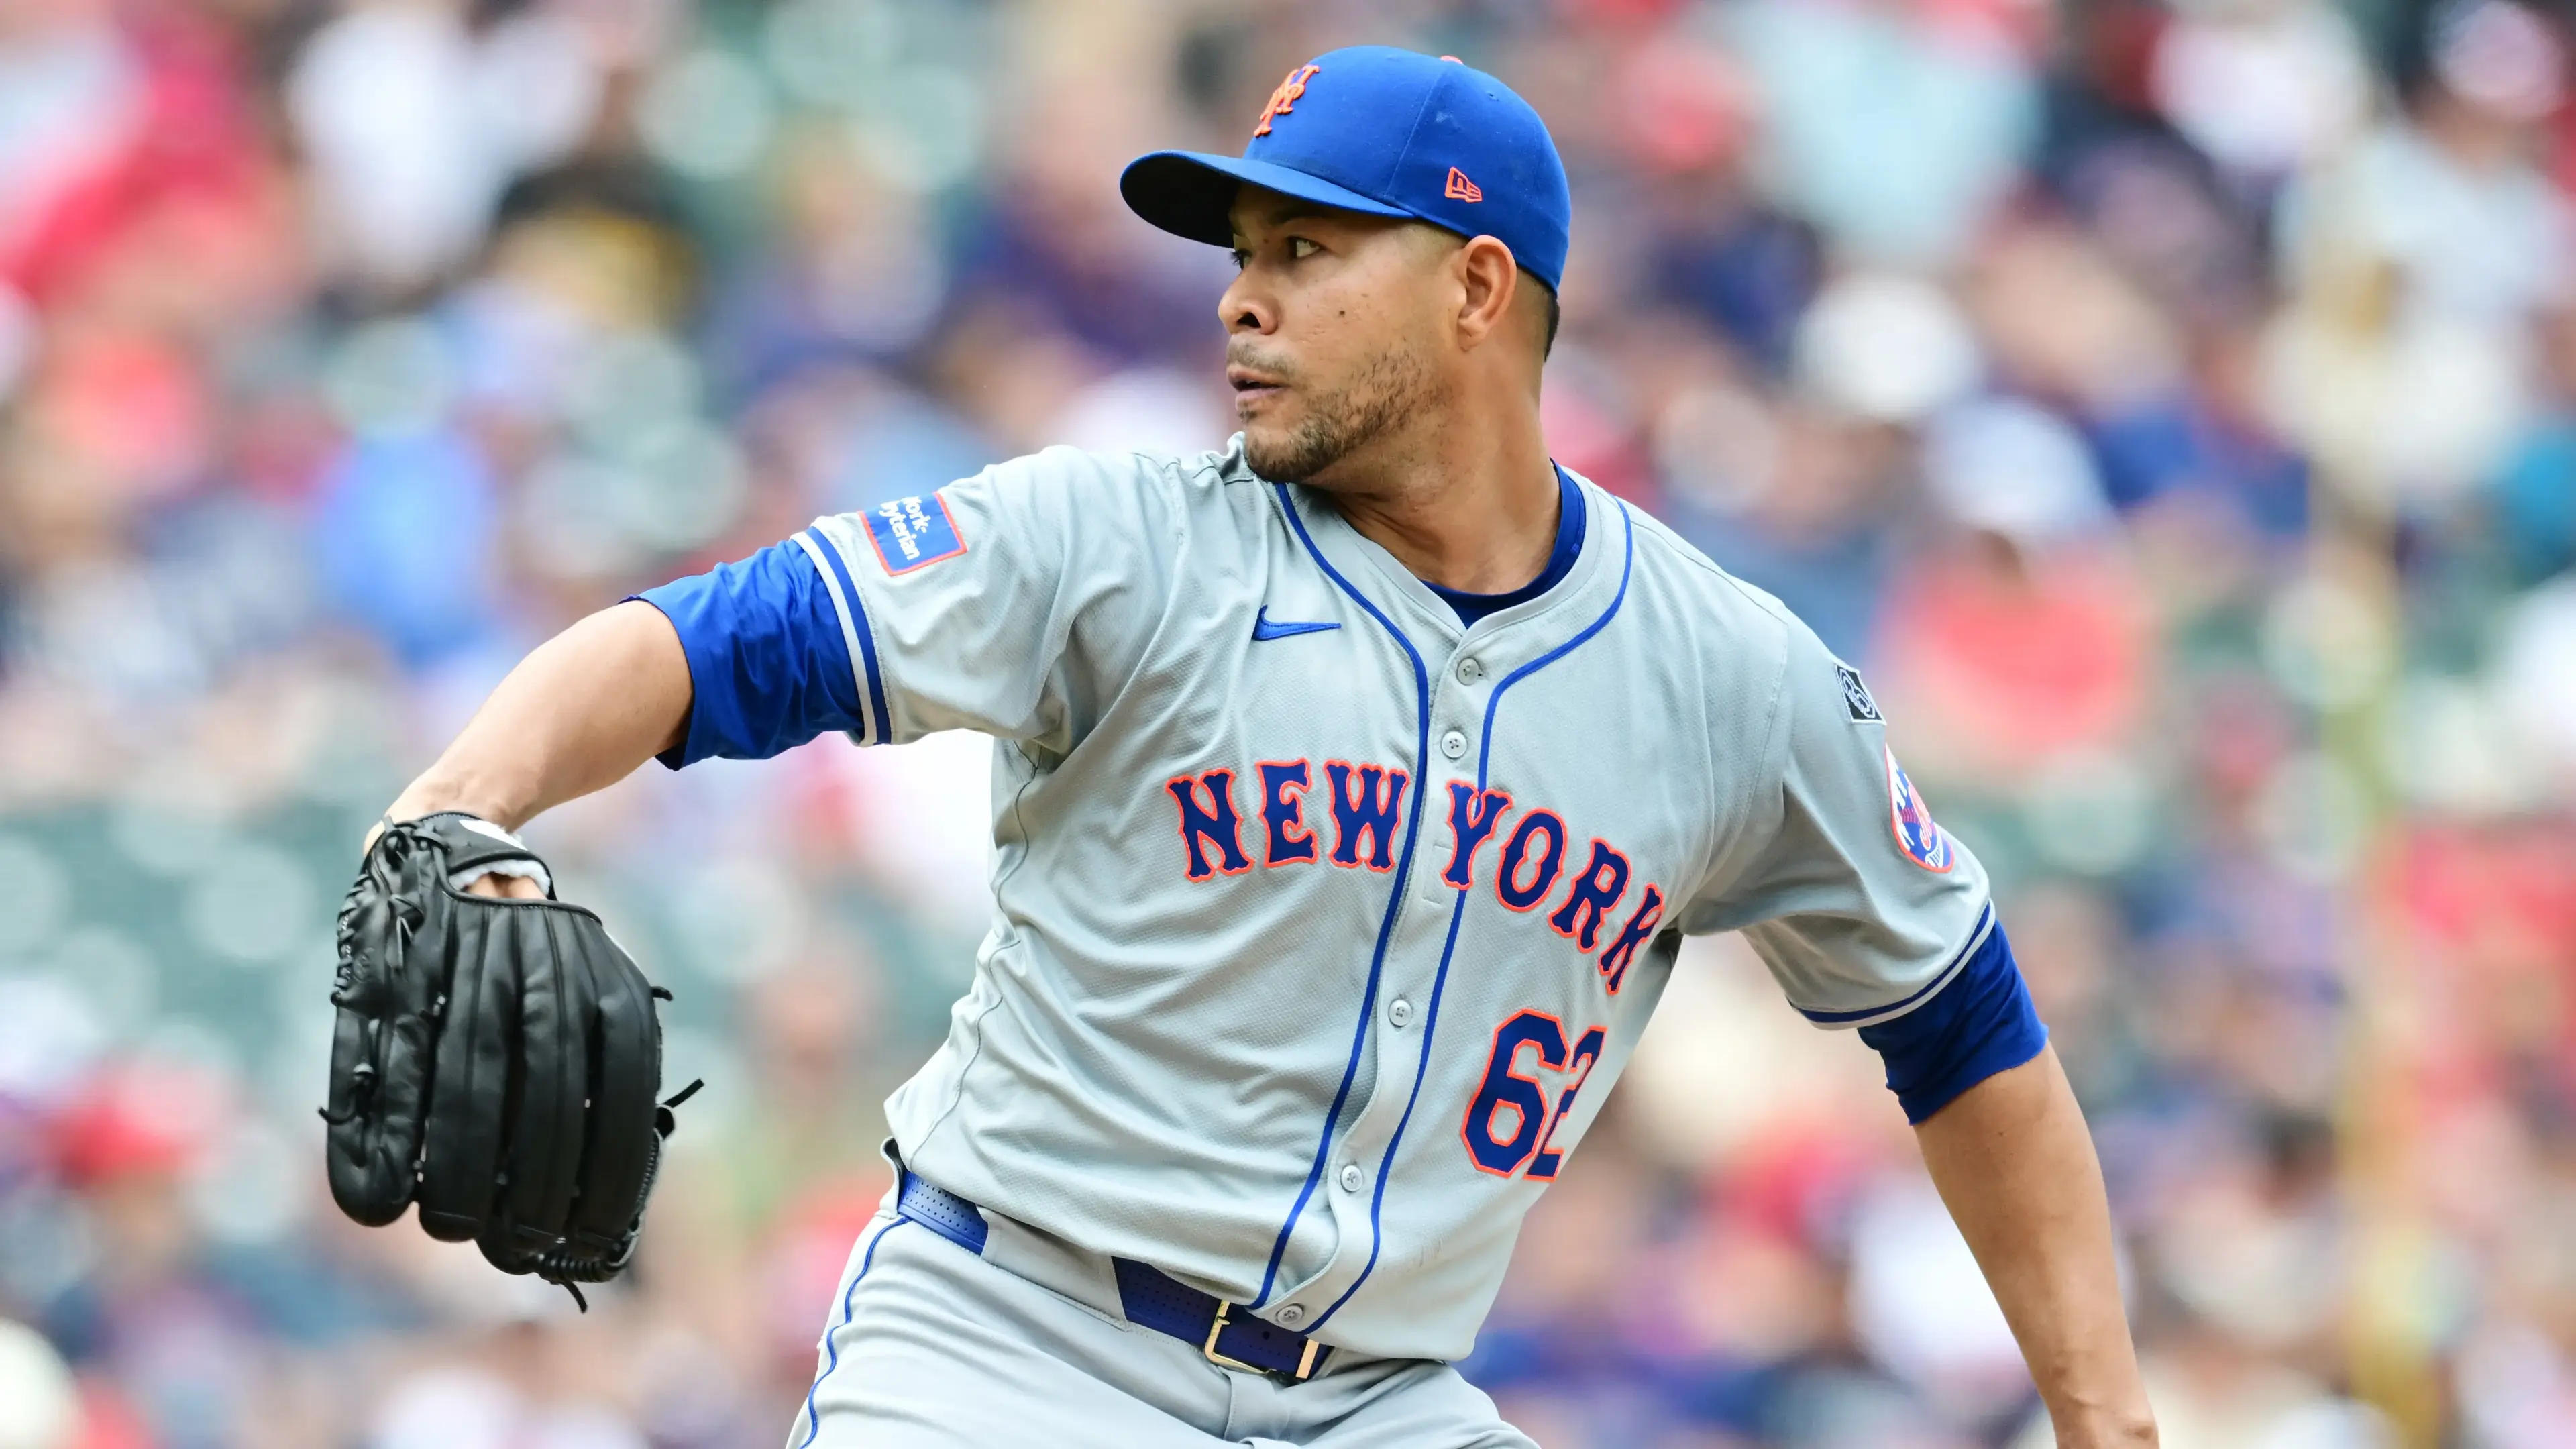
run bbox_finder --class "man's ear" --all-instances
[1452,235,1519,351]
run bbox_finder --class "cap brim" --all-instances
[1120,150,1414,248]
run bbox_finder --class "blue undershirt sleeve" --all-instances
[1856,917,2050,1124]
[631,536,865,769]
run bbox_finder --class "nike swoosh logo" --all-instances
[1252,607,1341,641]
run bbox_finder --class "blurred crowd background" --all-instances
[0,0,2572,1445]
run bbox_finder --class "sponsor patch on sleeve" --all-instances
[863,493,967,575]
[1884,745,1955,873]
[1837,662,1882,722]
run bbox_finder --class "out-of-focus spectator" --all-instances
[0,1317,80,1449]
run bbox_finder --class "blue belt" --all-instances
[894,1170,1332,1383]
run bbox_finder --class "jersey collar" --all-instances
[1424,466,1587,628]
[1269,462,1623,655]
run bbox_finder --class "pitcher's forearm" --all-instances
[386,601,693,832]
[1915,1046,2156,1446]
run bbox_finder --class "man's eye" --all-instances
[1230,249,1250,271]
[1290,237,1320,260]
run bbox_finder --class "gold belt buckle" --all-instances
[1202,1301,1323,1380]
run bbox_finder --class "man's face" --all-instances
[1218,188,1452,486]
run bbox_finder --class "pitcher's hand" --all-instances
[361,816,548,900]
[460,872,547,900]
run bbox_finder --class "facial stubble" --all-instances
[1240,340,1442,487]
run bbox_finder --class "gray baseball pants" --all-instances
[784,1204,1538,1448]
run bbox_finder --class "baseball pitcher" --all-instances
[345,46,2157,1449]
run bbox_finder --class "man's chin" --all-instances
[1240,424,1309,482]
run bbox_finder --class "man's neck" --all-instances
[1310,407,1560,595]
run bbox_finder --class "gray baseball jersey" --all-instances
[676,436,1991,1364]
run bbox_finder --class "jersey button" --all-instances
[1440,729,1468,760]
[1276,1304,1306,1326]
[1339,1163,1364,1193]
[1457,657,1485,684]
[1387,997,1413,1028]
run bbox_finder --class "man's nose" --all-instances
[1220,274,1274,335]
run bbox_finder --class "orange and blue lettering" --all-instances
[1257,759,1317,866]
[1547,839,1630,949]
[1439,784,1512,890]
[1494,810,1566,912]
[1167,769,1251,880]
[1595,883,1664,994]
[1324,760,1407,872]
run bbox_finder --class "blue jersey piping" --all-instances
[806,528,893,745]
[1307,500,1638,1335]
[792,1216,908,1448]
[1256,484,1434,1309]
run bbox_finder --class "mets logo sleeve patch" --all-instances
[865,493,969,574]
[1884,746,1955,873]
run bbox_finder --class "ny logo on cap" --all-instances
[1254,63,1322,137]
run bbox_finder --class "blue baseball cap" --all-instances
[1121,46,1572,291]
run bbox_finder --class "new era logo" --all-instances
[1444,166,1483,203]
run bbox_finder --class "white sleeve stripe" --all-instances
[1796,901,1998,1030]
[793,528,879,747]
